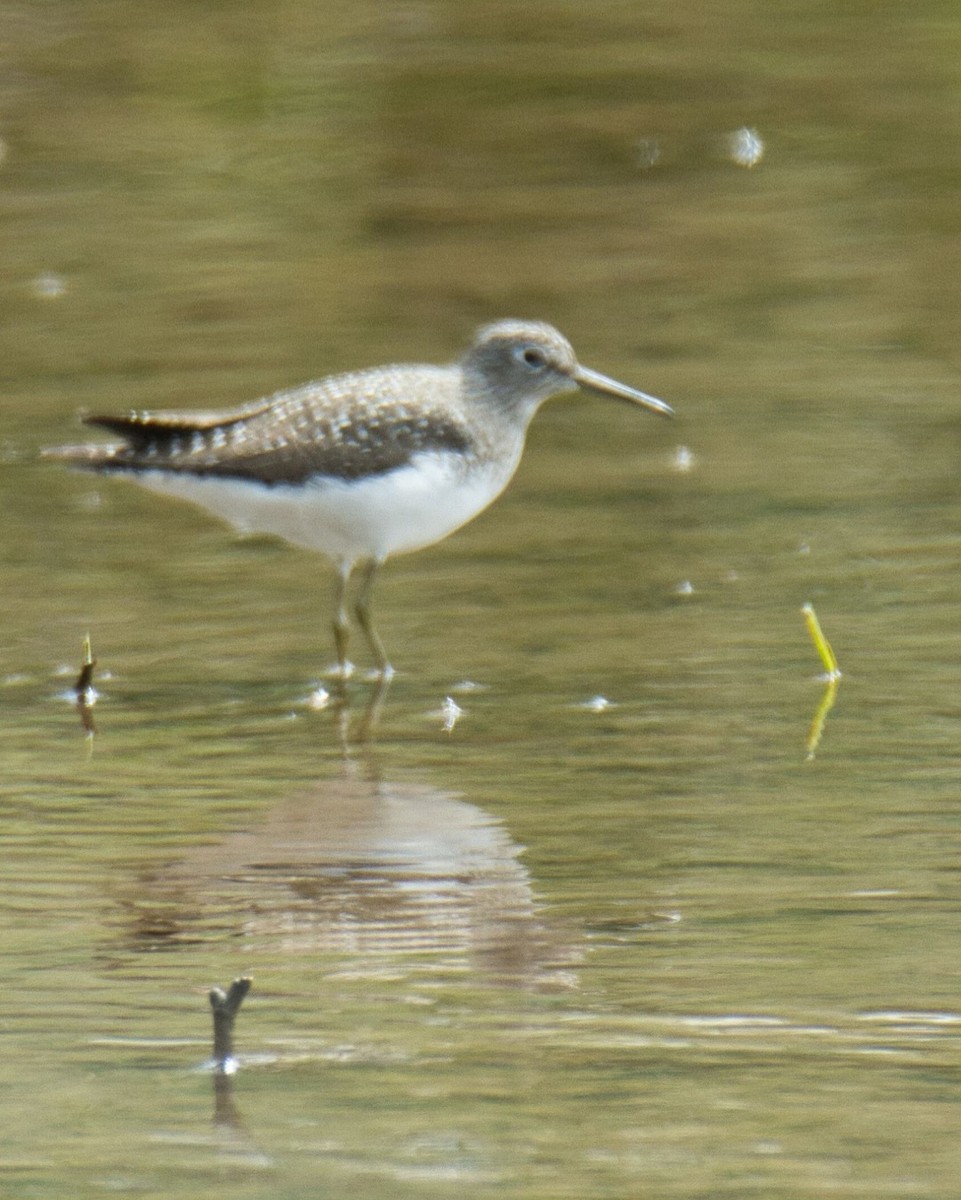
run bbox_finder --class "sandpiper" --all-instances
[47,320,673,677]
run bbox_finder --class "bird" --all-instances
[46,319,673,678]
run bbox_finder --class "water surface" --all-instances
[4,2,961,1196]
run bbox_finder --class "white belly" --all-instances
[126,450,520,567]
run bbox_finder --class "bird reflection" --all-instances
[121,769,579,991]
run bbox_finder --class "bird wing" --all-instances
[47,367,473,484]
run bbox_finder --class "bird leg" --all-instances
[332,564,354,679]
[354,558,393,679]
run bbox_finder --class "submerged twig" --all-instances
[801,603,841,680]
[801,604,842,759]
[74,633,97,736]
[209,976,252,1073]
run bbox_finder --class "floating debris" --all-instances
[581,695,614,713]
[727,126,764,167]
[672,445,695,472]
[438,696,463,733]
[32,271,66,299]
[635,137,661,169]
[304,685,331,711]
[674,580,695,596]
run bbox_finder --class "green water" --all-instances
[4,1,961,1195]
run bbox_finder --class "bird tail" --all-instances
[41,440,126,468]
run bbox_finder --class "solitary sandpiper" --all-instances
[47,320,673,677]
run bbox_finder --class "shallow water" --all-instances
[4,1,961,1196]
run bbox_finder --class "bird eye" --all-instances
[516,345,547,370]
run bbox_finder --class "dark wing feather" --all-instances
[81,400,271,441]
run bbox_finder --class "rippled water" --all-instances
[4,1,961,1196]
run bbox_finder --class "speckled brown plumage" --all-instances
[68,369,476,484]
